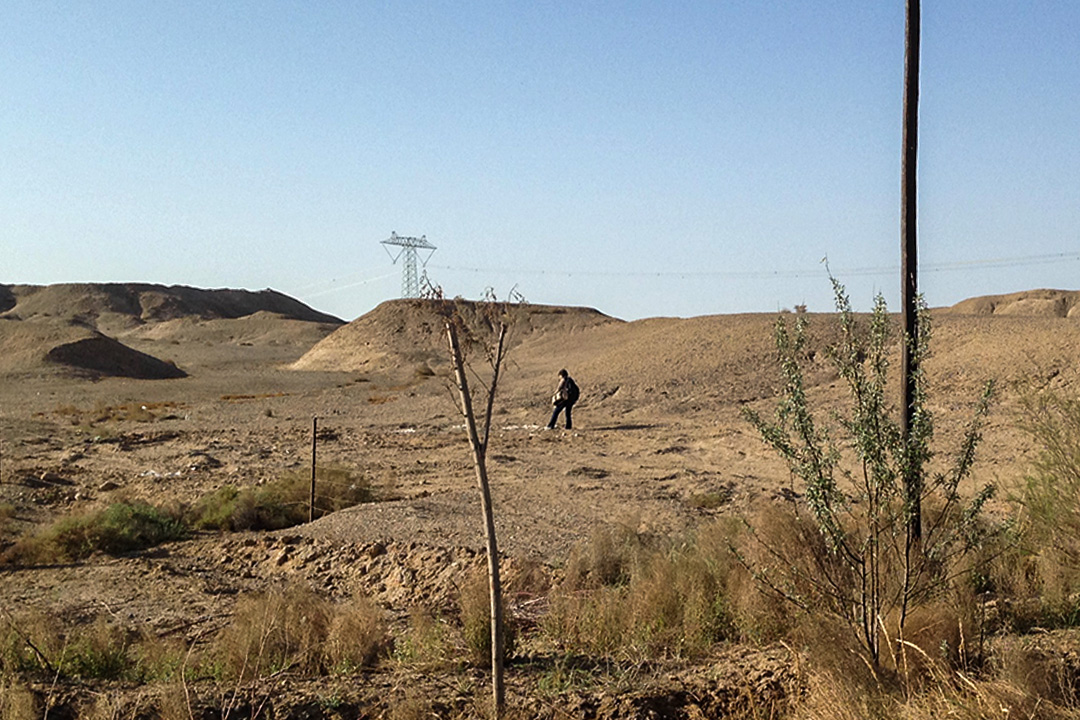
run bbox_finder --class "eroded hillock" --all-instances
[0,283,341,378]
[0,283,342,334]
[0,317,186,379]
[945,288,1080,317]
[291,299,619,374]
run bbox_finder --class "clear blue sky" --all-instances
[3,2,1078,321]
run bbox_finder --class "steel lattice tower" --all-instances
[381,232,437,298]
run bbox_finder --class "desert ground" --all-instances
[2,283,1079,718]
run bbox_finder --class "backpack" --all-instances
[565,377,580,403]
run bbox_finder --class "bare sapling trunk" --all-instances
[446,319,508,715]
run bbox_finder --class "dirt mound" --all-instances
[0,317,186,379]
[122,311,341,347]
[0,283,342,335]
[0,316,93,375]
[45,335,187,379]
[0,283,342,378]
[292,296,1080,420]
[945,288,1080,318]
[291,299,618,374]
[501,312,817,411]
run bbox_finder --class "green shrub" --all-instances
[2,502,186,565]
[186,467,375,532]
[741,278,998,671]
[61,617,132,681]
[0,610,65,677]
[0,612,153,683]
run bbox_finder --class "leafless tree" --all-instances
[441,295,517,716]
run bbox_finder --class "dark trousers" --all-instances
[548,400,574,429]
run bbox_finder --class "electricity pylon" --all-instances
[381,232,437,298]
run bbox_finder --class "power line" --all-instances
[428,250,1080,280]
[291,272,397,299]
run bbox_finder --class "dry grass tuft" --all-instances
[214,584,392,681]
[324,596,392,672]
[793,660,1080,720]
[561,522,650,590]
[543,521,737,661]
[392,608,455,670]
[213,585,333,681]
[0,681,40,720]
[50,400,184,426]
[993,635,1080,710]
[457,568,516,668]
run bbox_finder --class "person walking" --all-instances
[546,369,579,430]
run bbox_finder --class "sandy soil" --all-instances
[2,284,1079,717]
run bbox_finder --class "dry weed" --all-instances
[214,585,333,681]
[544,520,738,660]
[324,596,391,672]
[880,603,969,689]
[393,608,455,670]
[561,521,649,590]
[386,693,433,720]
[994,635,1080,709]
[0,681,39,720]
[155,682,195,720]
[458,568,516,668]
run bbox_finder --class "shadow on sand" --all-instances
[590,423,659,432]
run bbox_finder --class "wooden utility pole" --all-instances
[309,416,318,523]
[446,319,507,715]
[901,0,922,540]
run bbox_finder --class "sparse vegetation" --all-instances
[49,401,184,426]
[0,586,390,696]
[213,585,333,680]
[324,596,392,672]
[543,523,736,661]
[741,279,1000,672]
[392,609,456,670]
[2,501,186,565]
[6,289,1080,717]
[184,466,376,532]
[1,467,377,565]
[0,610,188,684]
[1015,388,1080,625]
[212,585,392,681]
[459,568,517,667]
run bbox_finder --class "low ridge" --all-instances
[0,283,342,378]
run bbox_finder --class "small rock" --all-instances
[98,480,121,492]
[61,450,86,464]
